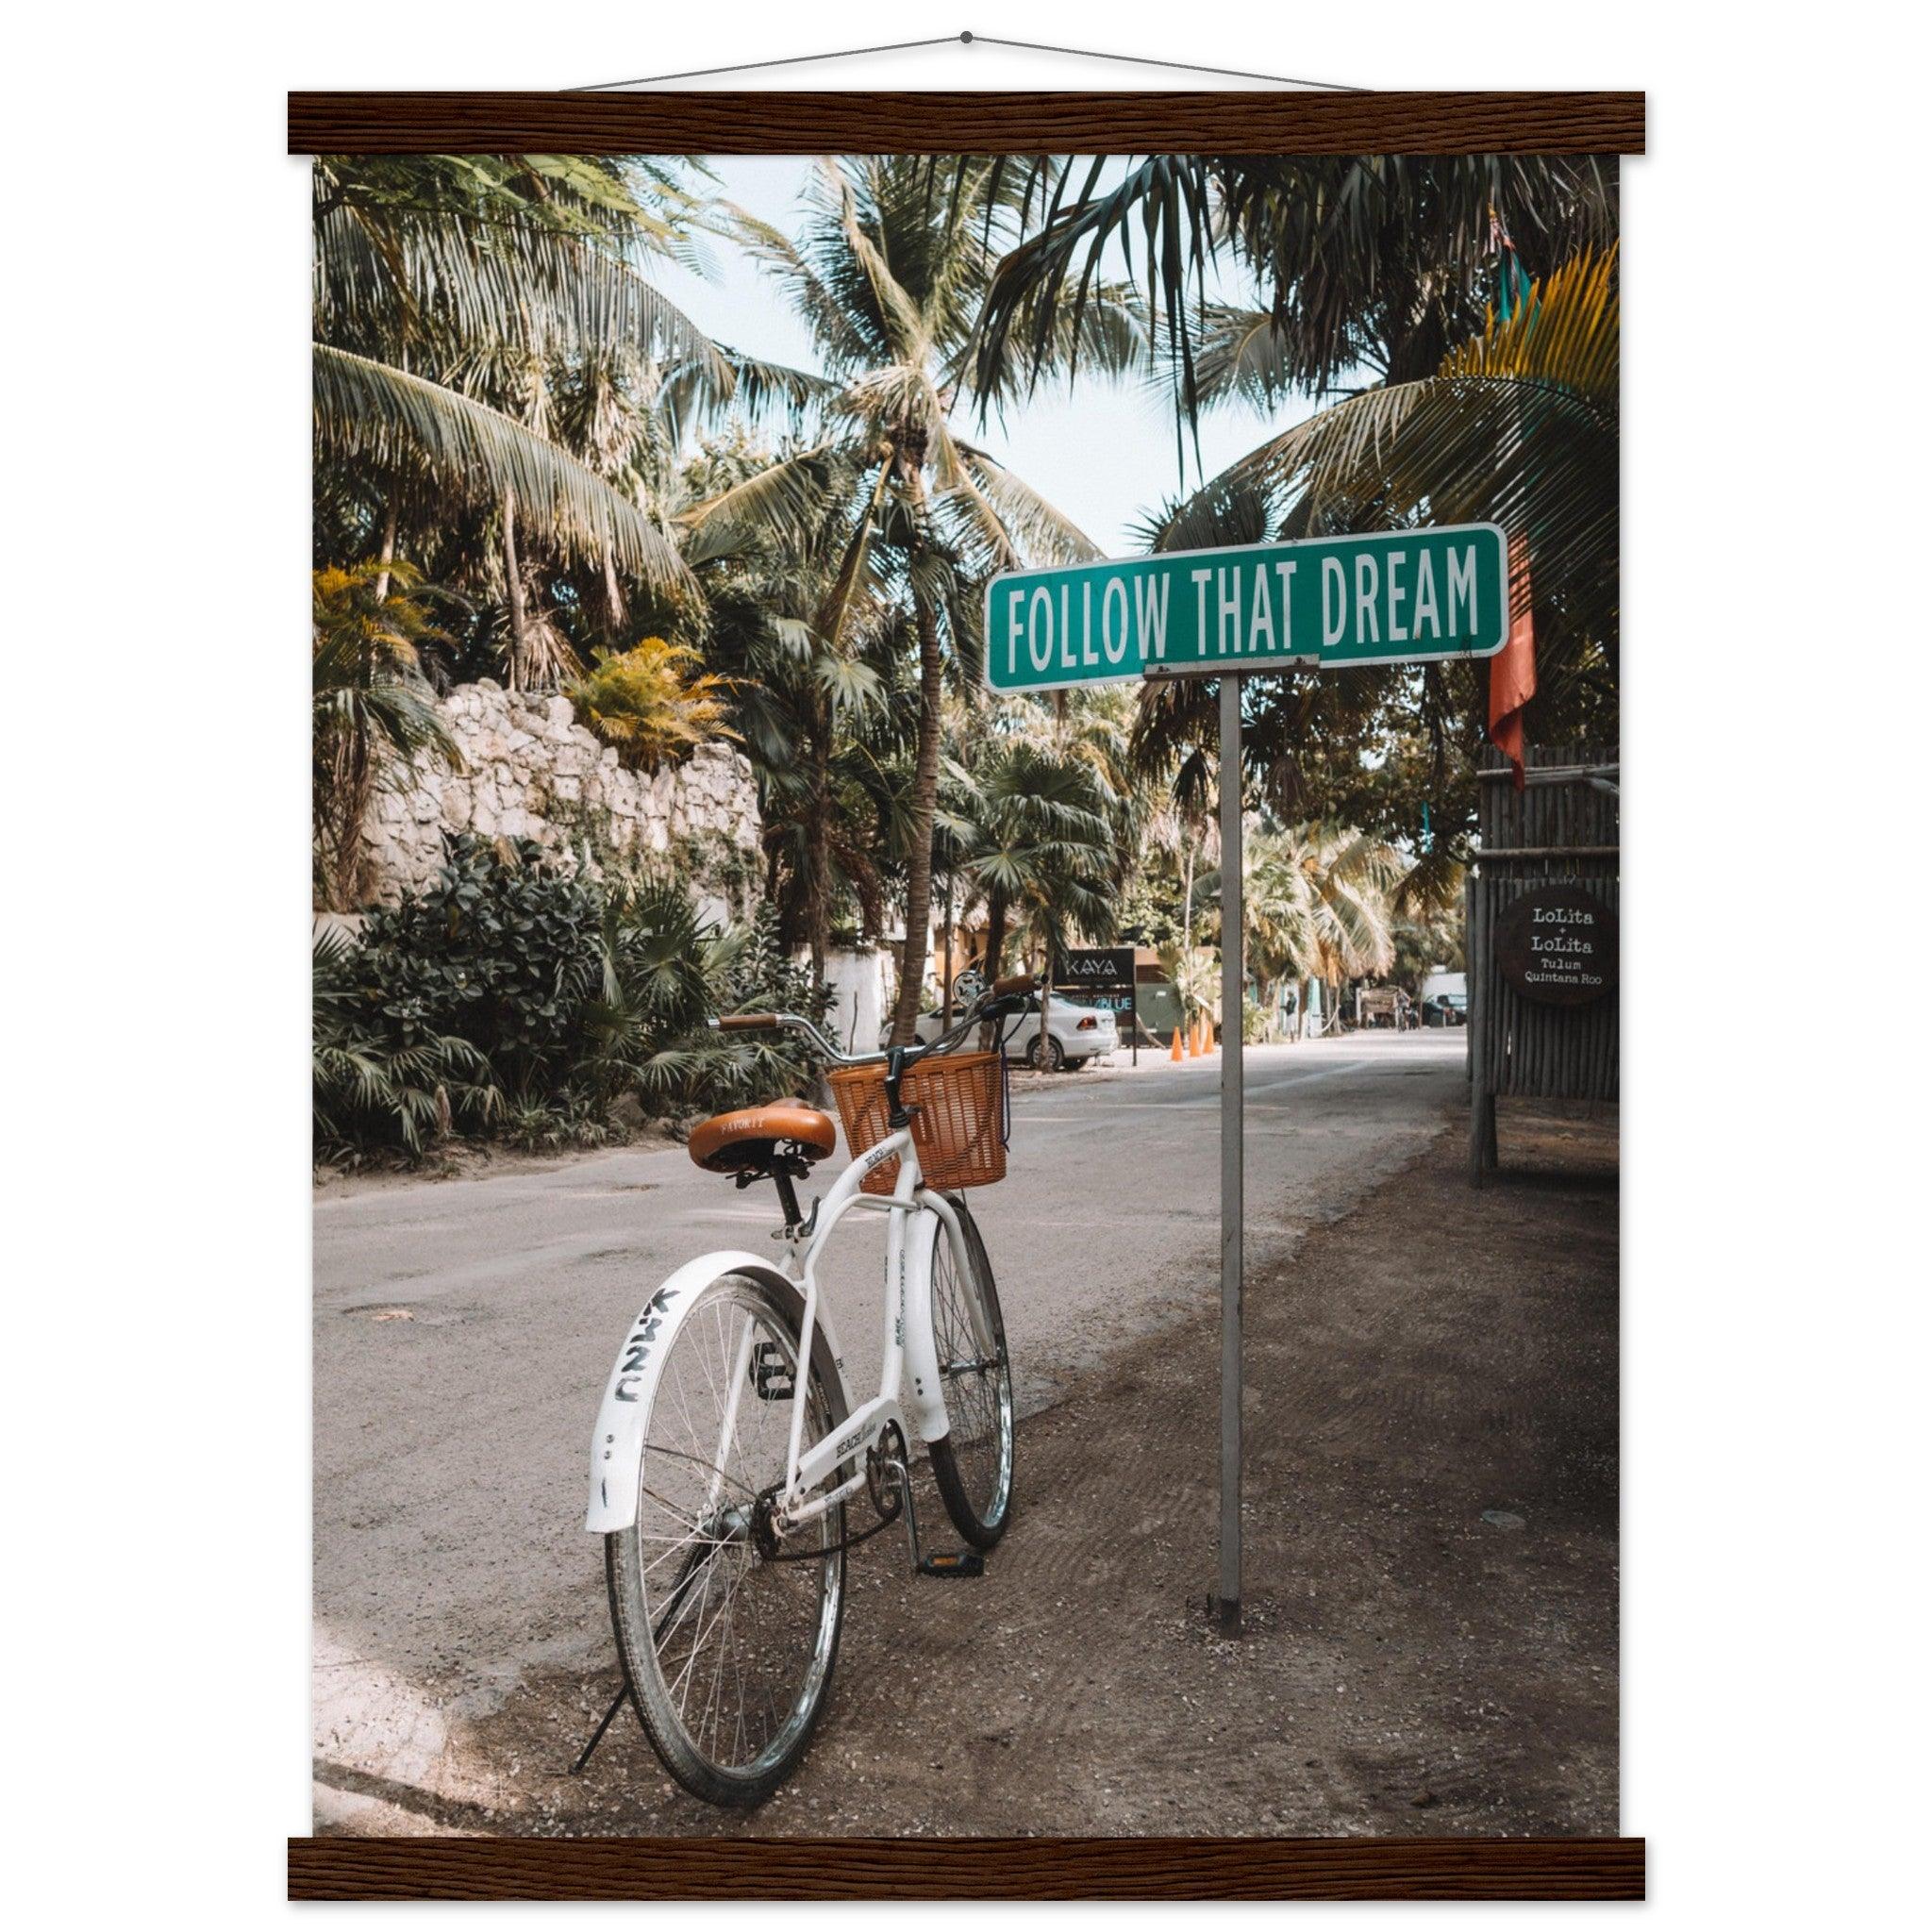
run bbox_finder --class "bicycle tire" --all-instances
[925,1196,1015,1549]
[604,1271,847,1807]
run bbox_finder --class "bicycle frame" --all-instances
[584,1122,992,1540]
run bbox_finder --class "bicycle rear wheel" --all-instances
[925,1197,1015,1548]
[604,1272,846,1807]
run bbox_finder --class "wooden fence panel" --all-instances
[1467,743,1620,1178]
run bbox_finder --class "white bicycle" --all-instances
[583,978,1029,1807]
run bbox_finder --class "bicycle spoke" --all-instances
[613,1274,843,1787]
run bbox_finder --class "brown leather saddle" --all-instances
[687,1102,839,1177]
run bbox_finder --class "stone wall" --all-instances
[359,678,762,908]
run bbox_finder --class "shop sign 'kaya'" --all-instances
[984,524,1510,692]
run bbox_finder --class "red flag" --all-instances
[1489,540,1537,790]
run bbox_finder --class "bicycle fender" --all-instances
[585,1252,846,1535]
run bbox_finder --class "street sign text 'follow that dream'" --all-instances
[984,524,1510,693]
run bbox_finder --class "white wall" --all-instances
[824,948,888,1056]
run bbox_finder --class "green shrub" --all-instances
[313,838,836,1161]
[356,834,605,1104]
[498,1093,614,1153]
[576,872,717,1108]
[691,906,833,1109]
[312,926,501,1158]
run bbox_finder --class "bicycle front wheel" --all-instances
[925,1196,1015,1548]
[604,1272,846,1807]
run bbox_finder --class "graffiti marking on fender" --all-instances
[613,1286,678,1402]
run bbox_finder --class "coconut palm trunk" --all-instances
[804,708,833,988]
[501,489,529,691]
[373,501,399,604]
[891,582,946,1045]
[940,867,956,1031]
[320,730,375,912]
[601,550,627,637]
[982,891,1009,990]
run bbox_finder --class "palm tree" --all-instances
[945,707,1120,1059]
[669,434,910,984]
[1180,248,1621,687]
[312,562,461,910]
[312,156,717,625]
[970,156,1615,428]
[1118,225,1617,855]
[680,158,1140,1042]
[1223,823,1405,1032]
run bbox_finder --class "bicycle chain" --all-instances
[749,1431,908,1563]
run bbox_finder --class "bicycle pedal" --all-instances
[749,1340,794,1402]
[918,1551,984,1578]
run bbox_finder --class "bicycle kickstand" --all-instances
[568,1682,631,1776]
[878,1450,984,1580]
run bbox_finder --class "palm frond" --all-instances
[675,442,848,566]
[313,345,691,591]
[943,439,1102,568]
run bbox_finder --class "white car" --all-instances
[897,993,1120,1071]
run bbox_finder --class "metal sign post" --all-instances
[1141,659,1247,1632]
[984,525,1511,1637]
[1215,671,1244,1635]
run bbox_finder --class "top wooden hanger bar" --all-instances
[287,91,1645,156]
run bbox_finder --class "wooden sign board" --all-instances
[1055,945,1141,1061]
[1054,945,1137,997]
[1493,888,1618,1008]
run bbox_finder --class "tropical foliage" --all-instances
[678,158,1134,1041]
[313,839,826,1163]
[312,562,460,911]
[970,155,1614,418]
[313,924,499,1155]
[570,635,737,770]
[314,149,1623,1141]
[972,157,1619,859]
[311,156,710,637]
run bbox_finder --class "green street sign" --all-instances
[983,523,1509,692]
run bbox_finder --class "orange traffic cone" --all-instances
[1169,1024,1184,1062]
[1188,1015,1203,1057]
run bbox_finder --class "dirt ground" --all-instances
[323,1095,1617,1839]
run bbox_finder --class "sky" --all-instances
[646,158,1315,558]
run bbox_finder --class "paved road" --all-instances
[312,1032,1465,1819]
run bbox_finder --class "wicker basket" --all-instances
[827,1049,1007,1194]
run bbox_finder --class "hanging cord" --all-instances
[573,30,1363,93]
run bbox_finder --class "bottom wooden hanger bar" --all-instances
[290,1834,1645,1901]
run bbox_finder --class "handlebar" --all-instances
[708,969,1042,1067]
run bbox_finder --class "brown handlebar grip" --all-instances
[990,974,1037,997]
[716,1012,779,1031]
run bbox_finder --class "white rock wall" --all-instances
[359,679,761,905]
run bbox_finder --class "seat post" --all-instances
[770,1161,805,1230]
